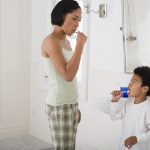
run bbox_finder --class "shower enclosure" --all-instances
[122,0,150,73]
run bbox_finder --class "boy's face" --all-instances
[128,74,146,98]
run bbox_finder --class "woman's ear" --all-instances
[62,15,66,25]
[142,86,149,94]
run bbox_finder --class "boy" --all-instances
[111,66,150,150]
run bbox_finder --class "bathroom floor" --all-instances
[0,135,51,150]
[0,135,94,150]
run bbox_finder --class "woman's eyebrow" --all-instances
[72,15,82,20]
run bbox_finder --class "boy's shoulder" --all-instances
[125,97,133,105]
[146,99,150,107]
[143,99,150,113]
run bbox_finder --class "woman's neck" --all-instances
[52,26,66,40]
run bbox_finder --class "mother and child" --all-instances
[41,0,150,150]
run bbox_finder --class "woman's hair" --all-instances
[134,66,150,96]
[51,0,80,26]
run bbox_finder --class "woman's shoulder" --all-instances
[42,34,61,50]
[43,34,59,44]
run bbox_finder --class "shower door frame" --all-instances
[121,0,141,73]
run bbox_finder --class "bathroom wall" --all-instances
[89,0,124,72]
[0,0,31,138]
[29,0,54,142]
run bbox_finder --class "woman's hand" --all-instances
[77,109,81,123]
[76,32,87,47]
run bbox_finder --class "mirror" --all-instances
[122,0,150,73]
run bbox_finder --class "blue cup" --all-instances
[120,87,128,98]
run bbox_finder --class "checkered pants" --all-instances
[45,103,79,150]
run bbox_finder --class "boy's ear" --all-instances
[142,86,149,93]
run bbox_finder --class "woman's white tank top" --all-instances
[43,48,78,106]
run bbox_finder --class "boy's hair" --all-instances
[134,66,150,96]
[51,0,81,26]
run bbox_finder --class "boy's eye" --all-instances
[131,80,137,84]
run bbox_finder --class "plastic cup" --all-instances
[120,87,128,98]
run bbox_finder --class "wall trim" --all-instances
[76,141,97,150]
[0,122,29,139]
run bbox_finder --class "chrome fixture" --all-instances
[125,0,137,42]
[126,34,136,41]
[83,0,107,18]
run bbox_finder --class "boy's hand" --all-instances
[111,90,122,102]
[124,136,137,149]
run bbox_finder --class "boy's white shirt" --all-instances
[110,97,150,150]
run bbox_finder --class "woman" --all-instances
[41,0,87,149]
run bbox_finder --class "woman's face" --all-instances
[62,8,82,36]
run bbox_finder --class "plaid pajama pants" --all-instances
[45,103,79,150]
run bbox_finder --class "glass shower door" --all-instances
[122,0,150,73]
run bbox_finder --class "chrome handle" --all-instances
[126,35,136,41]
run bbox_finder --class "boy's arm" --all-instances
[125,108,150,149]
[136,109,150,143]
[110,101,125,120]
[110,90,125,120]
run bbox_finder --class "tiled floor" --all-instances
[0,135,96,150]
[0,135,51,150]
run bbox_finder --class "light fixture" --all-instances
[82,0,107,18]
